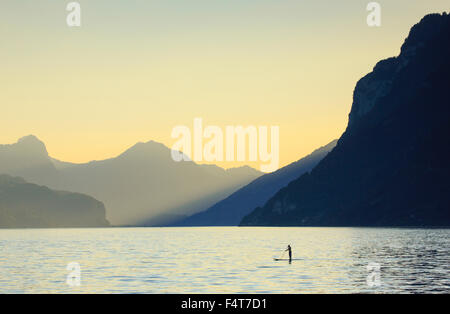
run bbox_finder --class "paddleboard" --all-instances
[273,258,302,261]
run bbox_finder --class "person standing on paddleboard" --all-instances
[286,245,292,262]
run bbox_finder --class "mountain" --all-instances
[0,137,262,226]
[241,13,450,227]
[175,140,337,226]
[0,135,58,182]
[0,174,110,228]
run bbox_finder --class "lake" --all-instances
[0,227,449,293]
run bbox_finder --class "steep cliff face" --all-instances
[0,175,110,228]
[241,13,450,227]
[349,13,450,127]
[348,57,396,127]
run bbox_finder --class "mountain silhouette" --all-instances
[0,135,58,183]
[175,140,337,226]
[241,13,450,227]
[0,137,261,226]
[0,174,110,228]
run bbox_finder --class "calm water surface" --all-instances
[0,227,449,293]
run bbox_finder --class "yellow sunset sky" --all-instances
[1,1,448,170]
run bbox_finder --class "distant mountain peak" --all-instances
[118,140,171,159]
[18,134,41,142]
[15,135,49,155]
[0,135,50,160]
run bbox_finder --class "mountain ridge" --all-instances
[0,174,110,228]
[241,13,450,227]
[0,136,262,226]
[175,139,337,226]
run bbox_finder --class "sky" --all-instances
[1,0,449,170]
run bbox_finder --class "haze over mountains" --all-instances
[241,13,450,227]
[0,136,262,226]
[2,13,448,229]
[176,140,337,226]
[0,174,109,228]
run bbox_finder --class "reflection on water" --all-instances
[0,227,449,293]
